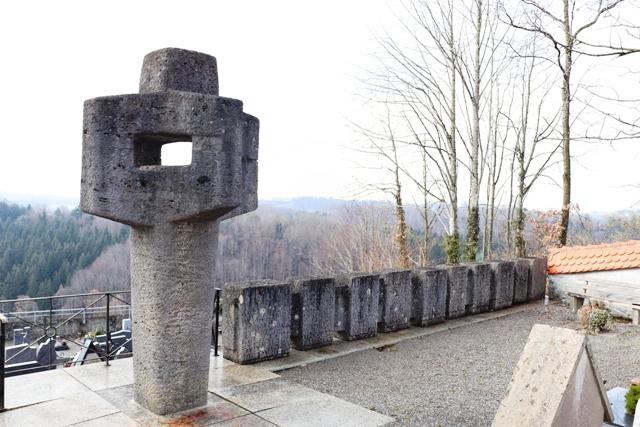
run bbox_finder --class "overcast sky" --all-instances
[1,1,639,213]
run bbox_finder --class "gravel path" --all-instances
[279,304,640,427]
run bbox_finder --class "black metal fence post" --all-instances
[1,313,7,412]
[212,288,221,356]
[106,293,110,366]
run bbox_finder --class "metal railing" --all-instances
[0,288,224,412]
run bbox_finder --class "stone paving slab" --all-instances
[216,378,325,412]
[64,358,133,391]
[67,412,141,426]
[256,394,393,427]
[4,368,90,409]
[209,363,280,392]
[0,390,120,427]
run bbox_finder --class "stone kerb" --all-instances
[288,276,335,351]
[437,264,468,319]
[489,261,515,310]
[410,267,447,326]
[513,259,529,304]
[376,269,412,333]
[80,48,259,415]
[462,262,491,314]
[222,280,291,365]
[334,273,380,341]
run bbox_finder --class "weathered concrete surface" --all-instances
[223,281,291,365]
[410,267,447,326]
[489,261,515,310]
[80,48,259,415]
[513,259,529,304]
[334,273,379,341]
[376,269,412,333]
[437,265,468,319]
[289,276,335,351]
[463,262,491,314]
[527,256,547,301]
[493,324,613,427]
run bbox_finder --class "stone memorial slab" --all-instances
[223,280,291,364]
[493,324,613,427]
[6,343,36,365]
[437,265,468,319]
[489,261,515,310]
[513,258,529,304]
[526,256,547,301]
[410,267,447,326]
[289,276,335,351]
[334,273,379,341]
[80,48,259,415]
[36,338,57,367]
[462,262,491,314]
[376,269,412,333]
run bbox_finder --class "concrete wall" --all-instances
[549,268,640,318]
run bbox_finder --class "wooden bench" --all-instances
[567,277,640,325]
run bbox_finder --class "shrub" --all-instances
[577,305,594,326]
[625,384,640,415]
[587,309,611,334]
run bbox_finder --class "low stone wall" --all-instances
[222,258,547,364]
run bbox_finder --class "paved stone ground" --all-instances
[280,304,640,427]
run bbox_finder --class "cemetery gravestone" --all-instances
[526,257,547,301]
[80,48,259,415]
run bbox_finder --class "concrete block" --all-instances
[376,269,412,333]
[223,281,291,365]
[288,276,335,351]
[437,265,468,319]
[526,256,547,301]
[493,324,613,427]
[334,273,379,341]
[513,259,529,304]
[462,262,491,314]
[410,267,447,326]
[489,261,515,310]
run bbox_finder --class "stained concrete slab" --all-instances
[208,363,280,392]
[96,384,249,426]
[0,391,119,427]
[4,368,90,409]
[257,394,393,427]
[64,357,133,391]
[217,378,325,412]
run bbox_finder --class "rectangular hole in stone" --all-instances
[161,141,193,166]
[134,134,192,167]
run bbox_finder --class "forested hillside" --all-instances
[0,202,129,299]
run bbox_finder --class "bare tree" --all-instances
[502,0,634,246]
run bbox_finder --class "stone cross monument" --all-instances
[80,48,259,415]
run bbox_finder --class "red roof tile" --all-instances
[548,240,640,274]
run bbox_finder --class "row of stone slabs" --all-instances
[223,257,547,365]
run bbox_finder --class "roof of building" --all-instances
[547,240,640,274]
